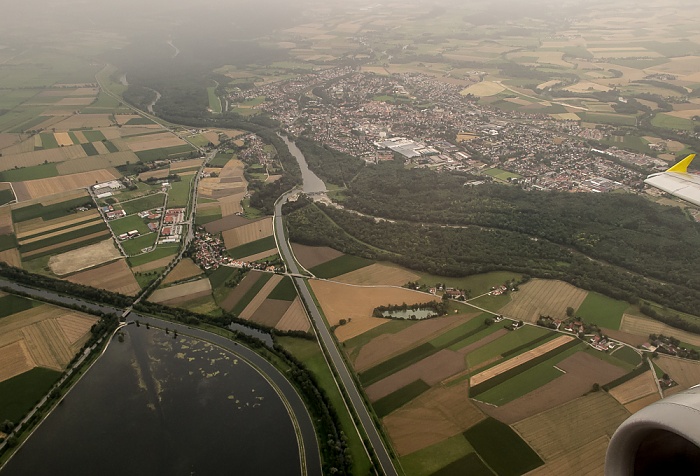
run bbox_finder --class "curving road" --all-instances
[274,192,399,476]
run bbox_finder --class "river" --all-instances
[277,134,326,194]
[1,326,300,476]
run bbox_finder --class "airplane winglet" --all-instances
[667,153,696,173]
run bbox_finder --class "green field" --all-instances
[579,112,638,126]
[110,214,150,236]
[231,272,273,315]
[228,236,277,259]
[82,130,106,142]
[609,345,643,367]
[373,379,431,417]
[0,294,40,318]
[209,152,234,167]
[417,271,523,298]
[276,336,372,475]
[433,453,494,476]
[38,133,59,149]
[208,265,242,290]
[651,113,695,131]
[126,246,177,267]
[267,277,297,301]
[309,254,374,279]
[467,325,552,367]
[575,291,629,329]
[194,207,221,225]
[121,233,158,255]
[483,168,522,181]
[400,434,478,476]
[103,141,119,153]
[81,142,99,156]
[467,292,512,312]
[0,163,59,182]
[464,418,543,476]
[125,117,155,125]
[5,111,48,133]
[135,144,196,162]
[0,368,62,423]
[475,343,585,405]
[12,196,93,223]
[0,188,15,206]
[120,193,165,215]
[167,175,194,208]
[0,233,17,252]
[207,87,222,113]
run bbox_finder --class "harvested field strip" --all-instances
[16,169,117,201]
[620,313,700,347]
[228,235,276,259]
[602,363,650,391]
[57,314,97,345]
[67,259,141,296]
[0,340,35,383]
[310,254,374,279]
[19,222,106,252]
[512,392,629,461]
[136,145,195,162]
[655,355,700,391]
[0,368,61,423]
[609,370,658,405]
[22,230,110,259]
[149,278,212,303]
[0,144,87,172]
[235,273,276,317]
[23,319,73,370]
[239,250,277,263]
[162,258,203,285]
[464,418,543,476]
[467,325,552,368]
[18,217,102,244]
[204,214,252,233]
[526,436,608,476]
[625,393,661,414]
[0,249,21,267]
[222,217,273,249]
[12,195,91,223]
[48,239,121,276]
[55,152,136,175]
[128,250,177,271]
[275,298,310,332]
[16,212,99,239]
[500,332,558,358]
[335,263,420,287]
[499,279,588,323]
[219,271,263,312]
[469,337,577,396]
[374,379,431,418]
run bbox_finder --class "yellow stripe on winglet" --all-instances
[668,154,696,173]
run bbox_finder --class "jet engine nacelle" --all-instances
[606,385,700,475]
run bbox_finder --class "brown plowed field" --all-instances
[291,243,343,269]
[275,297,310,332]
[130,254,176,272]
[620,314,700,347]
[161,290,212,307]
[219,158,245,178]
[222,218,273,249]
[352,314,469,371]
[499,279,588,323]
[478,351,626,424]
[655,355,700,393]
[162,258,203,285]
[0,340,35,382]
[0,133,21,150]
[16,169,118,201]
[138,168,170,181]
[609,370,658,405]
[470,335,574,387]
[334,263,420,287]
[249,299,293,327]
[456,328,509,355]
[600,327,648,347]
[625,393,661,414]
[48,239,121,276]
[239,274,282,319]
[512,392,629,461]
[204,215,252,234]
[366,349,466,401]
[67,259,141,296]
[526,435,609,476]
[149,278,211,303]
[383,381,485,456]
[310,280,440,342]
[0,249,21,267]
[220,271,262,312]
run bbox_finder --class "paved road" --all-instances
[0,278,321,476]
[274,192,398,476]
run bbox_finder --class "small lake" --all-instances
[278,134,326,194]
[382,309,437,320]
[1,326,299,476]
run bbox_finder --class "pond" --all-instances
[1,326,300,476]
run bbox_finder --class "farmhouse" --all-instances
[106,210,126,220]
